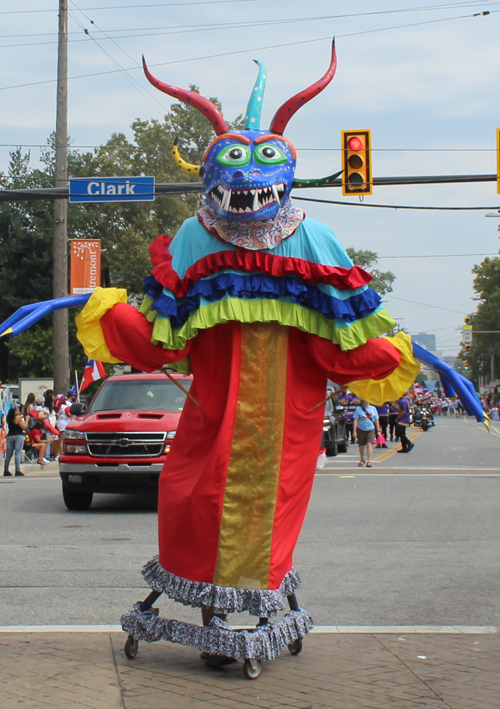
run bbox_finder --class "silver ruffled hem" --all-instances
[142,556,301,617]
[121,604,313,661]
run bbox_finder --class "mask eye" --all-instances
[216,144,251,167]
[254,143,288,166]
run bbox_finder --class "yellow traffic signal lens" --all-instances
[348,136,364,151]
[464,316,471,325]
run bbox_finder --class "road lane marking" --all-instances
[373,429,424,463]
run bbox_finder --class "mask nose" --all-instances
[232,170,244,179]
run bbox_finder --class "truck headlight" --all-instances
[63,443,87,454]
[166,431,176,440]
[64,430,86,440]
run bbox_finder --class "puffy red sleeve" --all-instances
[307,334,400,385]
[101,303,191,372]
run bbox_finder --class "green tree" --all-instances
[462,253,500,384]
[1,92,239,382]
[346,248,396,296]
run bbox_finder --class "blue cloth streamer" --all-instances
[413,342,485,422]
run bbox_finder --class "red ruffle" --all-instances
[150,237,373,298]
[149,234,173,267]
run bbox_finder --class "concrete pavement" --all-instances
[1,628,499,708]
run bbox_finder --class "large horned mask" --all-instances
[143,40,337,222]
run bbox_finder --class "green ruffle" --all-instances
[140,295,396,352]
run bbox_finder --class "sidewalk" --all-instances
[4,460,60,478]
[1,629,499,708]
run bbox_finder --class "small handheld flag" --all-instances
[80,359,107,392]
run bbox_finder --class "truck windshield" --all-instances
[88,379,192,413]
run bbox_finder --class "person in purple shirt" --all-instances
[396,395,414,453]
[388,401,399,442]
[375,403,389,448]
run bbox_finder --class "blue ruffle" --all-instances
[143,272,382,327]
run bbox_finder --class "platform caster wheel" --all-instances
[288,638,303,655]
[124,635,139,659]
[243,658,262,680]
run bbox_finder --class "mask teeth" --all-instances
[252,189,259,212]
[271,184,281,207]
[222,189,232,212]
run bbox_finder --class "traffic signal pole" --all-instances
[0,173,498,203]
[53,0,70,395]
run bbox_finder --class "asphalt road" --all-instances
[1,416,499,628]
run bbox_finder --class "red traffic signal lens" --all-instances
[348,136,364,151]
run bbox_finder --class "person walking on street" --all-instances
[375,403,389,448]
[353,400,380,468]
[3,404,28,476]
[388,401,399,441]
[396,394,414,453]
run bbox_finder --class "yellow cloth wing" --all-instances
[75,287,128,363]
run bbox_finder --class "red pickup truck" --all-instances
[59,372,192,510]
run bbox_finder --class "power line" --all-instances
[0,142,497,153]
[1,4,499,48]
[293,196,500,211]
[0,0,269,15]
[386,294,469,314]
[68,2,170,117]
[1,1,497,37]
[0,0,495,16]
[0,9,496,92]
[378,253,499,259]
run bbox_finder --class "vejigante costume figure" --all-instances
[0,41,485,678]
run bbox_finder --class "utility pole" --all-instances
[53,0,69,394]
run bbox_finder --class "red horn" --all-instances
[142,56,228,136]
[269,39,337,135]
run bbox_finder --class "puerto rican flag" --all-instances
[80,359,107,391]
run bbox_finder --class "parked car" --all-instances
[322,395,349,456]
[59,372,192,510]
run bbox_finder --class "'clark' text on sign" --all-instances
[69,176,155,203]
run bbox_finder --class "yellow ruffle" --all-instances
[346,331,420,405]
[139,295,396,353]
[75,287,128,363]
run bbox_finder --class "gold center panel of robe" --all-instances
[213,322,288,590]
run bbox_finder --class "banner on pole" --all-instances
[70,240,101,295]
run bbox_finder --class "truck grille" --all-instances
[85,432,166,458]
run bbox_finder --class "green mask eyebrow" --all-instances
[244,60,266,130]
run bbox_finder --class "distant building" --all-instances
[412,332,437,352]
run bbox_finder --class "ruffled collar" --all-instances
[197,199,305,251]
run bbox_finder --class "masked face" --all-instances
[202,130,296,221]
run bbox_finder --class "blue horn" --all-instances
[244,60,266,130]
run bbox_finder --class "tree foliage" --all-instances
[0,93,234,382]
[462,251,500,383]
[346,248,396,296]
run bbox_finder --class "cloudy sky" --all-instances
[1,0,500,356]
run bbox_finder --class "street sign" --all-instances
[69,176,155,203]
[462,325,472,343]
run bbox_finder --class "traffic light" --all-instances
[341,130,372,196]
[464,316,471,325]
[497,128,500,195]
[463,360,470,370]
[464,344,472,352]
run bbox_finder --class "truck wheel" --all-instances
[325,433,337,457]
[337,437,349,453]
[62,485,93,511]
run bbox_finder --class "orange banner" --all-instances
[70,240,101,295]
